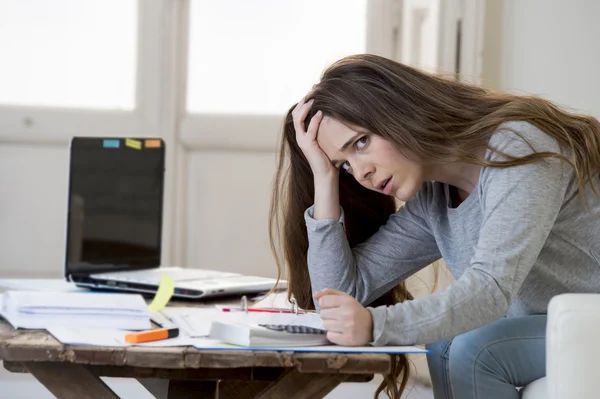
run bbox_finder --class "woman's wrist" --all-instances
[313,172,340,220]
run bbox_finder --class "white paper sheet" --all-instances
[47,327,223,348]
[162,307,216,337]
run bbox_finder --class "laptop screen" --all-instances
[65,137,165,277]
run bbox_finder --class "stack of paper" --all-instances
[0,291,151,330]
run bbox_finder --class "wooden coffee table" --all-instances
[0,319,391,398]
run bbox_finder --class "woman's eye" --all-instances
[355,136,368,150]
[341,161,351,172]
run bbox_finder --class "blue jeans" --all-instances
[425,315,546,399]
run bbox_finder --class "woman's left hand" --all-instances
[314,288,373,346]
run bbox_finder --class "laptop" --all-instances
[64,137,285,299]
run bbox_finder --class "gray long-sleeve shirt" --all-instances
[305,121,600,346]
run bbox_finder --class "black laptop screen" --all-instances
[65,137,165,276]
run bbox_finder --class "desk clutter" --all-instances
[0,290,151,330]
[0,278,428,355]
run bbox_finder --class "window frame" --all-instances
[0,0,485,268]
[179,0,404,153]
[0,0,163,144]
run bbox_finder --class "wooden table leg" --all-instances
[255,369,348,399]
[138,378,217,399]
[218,381,273,399]
[140,375,345,399]
[22,362,119,399]
[138,379,275,399]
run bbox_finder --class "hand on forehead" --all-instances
[316,116,362,161]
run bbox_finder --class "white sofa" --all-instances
[521,293,600,399]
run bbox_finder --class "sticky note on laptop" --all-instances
[125,138,142,150]
[148,274,175,312]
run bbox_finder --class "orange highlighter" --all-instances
[125,327,179,344]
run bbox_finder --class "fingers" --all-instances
[318,308,336,320]
[326,331,344,344]
[305,110,323,141]
[292,98,314,138]
[314,288,349,310]
[313,288,346,300]
[316,294,348,309]
[326,330,363,346]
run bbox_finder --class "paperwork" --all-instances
[47,327,210,347]
[0,291,151,330]
[47,325,427,354]
[162,307,217,337]
[161,307,325,338]
[163,307,427,353]
[0,286,428,354]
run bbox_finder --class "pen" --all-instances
[125,327,179,344]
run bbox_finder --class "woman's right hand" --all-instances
[292,98,338,178]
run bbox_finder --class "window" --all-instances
[186,0,368,115]
[0,0,137,110]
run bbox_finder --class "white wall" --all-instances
[482,0,600,119]
[185,150,278,278]
[0,145,68,277]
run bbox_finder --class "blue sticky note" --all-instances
[103,139,120,148]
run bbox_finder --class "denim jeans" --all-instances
[425,315,547,399]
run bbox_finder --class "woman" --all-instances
[269,54,600,398]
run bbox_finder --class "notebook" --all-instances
[0,291,151,330]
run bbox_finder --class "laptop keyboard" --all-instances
[93,268,240,284]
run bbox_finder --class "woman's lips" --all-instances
[382,177,393,195]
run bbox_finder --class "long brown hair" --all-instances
[269,54,600,398]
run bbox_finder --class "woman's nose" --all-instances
[353,159,375,182]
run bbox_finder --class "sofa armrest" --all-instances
[547,293,600,399]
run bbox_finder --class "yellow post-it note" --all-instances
[148,274,175,312]
[125,138,142,150]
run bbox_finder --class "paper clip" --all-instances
[220,295,306,314]
[241,295,248,314]
[290,297,299,315]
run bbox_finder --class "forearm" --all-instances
[312,173,340,221]
[306,211,365,302]
[367,268,509,345]
[305,192,441,309]
[309,174,359,299]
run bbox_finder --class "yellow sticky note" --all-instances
[147,274,175,312]
[125,138,142,150]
